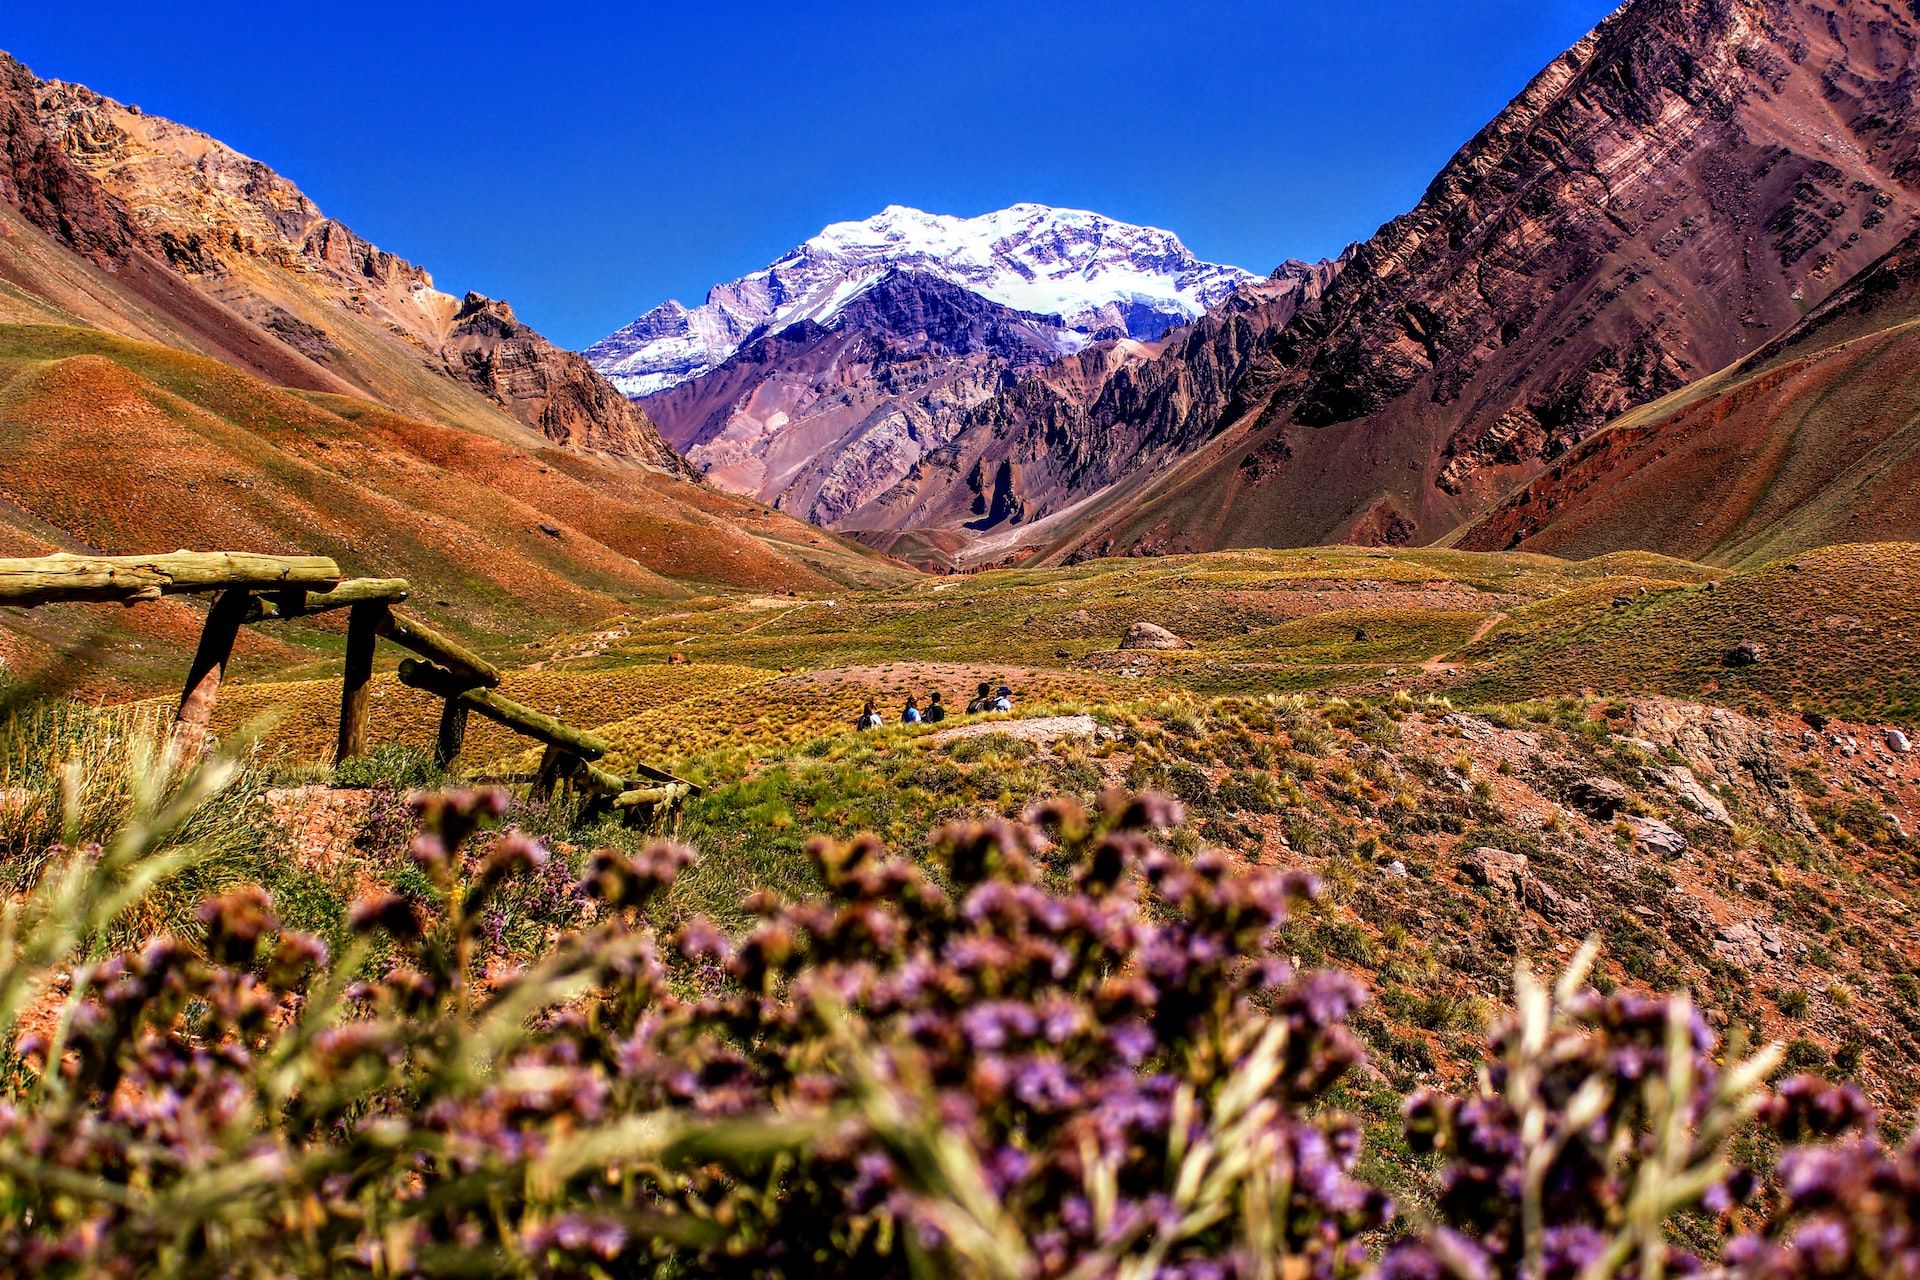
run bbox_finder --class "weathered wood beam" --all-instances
[395,659,607,760]
[574,758,702,799]
[529,745,569,802]
[334,602,381,764]
[0,552,340,607]
[377,609,501,687]
[171,588,251,759]
[434,700,470,769]
[612,784,692,810]
[629,759,702,793]
[253,578,410,621]
[577,760,629,796]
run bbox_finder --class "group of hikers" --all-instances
[856,681,1014,730]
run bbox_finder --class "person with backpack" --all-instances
[855,700,883,731]
[992,684,1014,713]
[901,695,922,724]
[965,681,992,714]
[925,690,947,723]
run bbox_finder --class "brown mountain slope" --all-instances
[0,52,690,471]
[0,51,910,690]
[1452,224,1920,564]
[0,323,904,692]
[983,0,1920,563]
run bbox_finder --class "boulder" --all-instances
[1527,880,1592,930]
[1887,728,1913,755]
[1624,815,1688,855]
[1713,918,1783,968]
[1461,846,1528,899]
[1565,775,1630,819]
[1723,641,1765,667]
[1650,765,1731,826]
[1120,621,1191,651]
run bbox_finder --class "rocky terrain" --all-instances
[854,262,1339,562]
[1040,0,1920,560]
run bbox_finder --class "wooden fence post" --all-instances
[435,700,470,769]
[335,601,381,765]
[172,588,250,760]
[526,740,560,802]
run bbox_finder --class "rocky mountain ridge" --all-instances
[1452,221,1920,564]
[4,57,690,471]
[1021,0,1920,563]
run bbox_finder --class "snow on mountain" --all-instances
[586,203,1256,397]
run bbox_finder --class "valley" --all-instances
[2,0,1920,1272]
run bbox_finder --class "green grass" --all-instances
[0,698,296,949]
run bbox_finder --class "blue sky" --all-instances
[4,1,1618,349]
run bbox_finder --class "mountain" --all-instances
[849,261,1340,559]
[587,203,1256,398]
[635,270,1076,527]
[589,204,1256,533]
[0,52,904,685]
[927,0,1920,564]
[1453,222,1920,565]
[4,60,690,471]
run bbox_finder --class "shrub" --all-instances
[0,762,1907,1278]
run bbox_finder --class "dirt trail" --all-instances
[1419,611,1509,676]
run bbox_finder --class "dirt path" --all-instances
[1418,611,1509,676]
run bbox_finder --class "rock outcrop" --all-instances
[1119,622,1191,651]
[1628,698,1818,838]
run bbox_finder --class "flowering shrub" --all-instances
[0,768,1909,1277]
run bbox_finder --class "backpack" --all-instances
[927,704,947,723]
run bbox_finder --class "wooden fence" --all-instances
[0,551,696,821]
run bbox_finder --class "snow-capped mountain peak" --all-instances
[586,203,1255,397]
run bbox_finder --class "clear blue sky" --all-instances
[3,1,1618,350]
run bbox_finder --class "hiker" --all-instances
[992,684,1014,713]
[925,690,947,723]
[855,700,883,731]
[965,681,992,714]
[901,695,923,724]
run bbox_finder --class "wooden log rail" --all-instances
[0,552,342,606]
[396,660,608,758]
[0,549,691,824]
